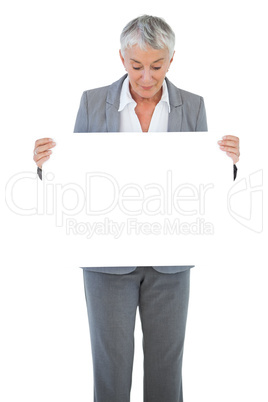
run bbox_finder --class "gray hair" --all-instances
[120,15,175,59]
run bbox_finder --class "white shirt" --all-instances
[118,76,170,132]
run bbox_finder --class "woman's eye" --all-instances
[132,66,161,71]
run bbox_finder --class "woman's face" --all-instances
[119,45,174,101]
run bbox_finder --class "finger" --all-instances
[225,149,240,161]
[34,141,56,156]
[221,135,240,142]
[35,155,51,168]
[218,140,238,147]
[33,149,53,163]
[226,151,239,164]
[34,139,56,154]
[226,150,239,157]
[219,144,240,155]
[219,146,240,163]
[34,138,54,148]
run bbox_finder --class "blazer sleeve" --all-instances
[74,92,88,132]
[233,164,238,180]
[37,167,42,180]
[196,97,208,131]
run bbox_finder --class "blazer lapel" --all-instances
[166,77,183,132]
[106,74,128,132]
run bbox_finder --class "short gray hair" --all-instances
[120,15,175,59]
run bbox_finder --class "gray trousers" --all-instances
[82,267,191,402]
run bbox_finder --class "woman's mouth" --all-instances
[141,85,154,90]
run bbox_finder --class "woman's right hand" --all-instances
[33,138,56,169]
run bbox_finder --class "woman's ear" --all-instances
[119,50,125,67]
[169,50,175,65]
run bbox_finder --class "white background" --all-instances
[1,0,267,401]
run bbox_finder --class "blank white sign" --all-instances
[42,132,232,267]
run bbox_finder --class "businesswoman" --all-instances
[33,15,240,402]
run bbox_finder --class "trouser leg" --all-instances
[139,268,190,402]
[82,270,139,402]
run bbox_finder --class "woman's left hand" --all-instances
[218,135,240,164]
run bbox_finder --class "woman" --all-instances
[33,15,240,402]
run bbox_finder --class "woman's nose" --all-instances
[141,68,153,82]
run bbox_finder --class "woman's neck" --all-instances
[129,85,162,106]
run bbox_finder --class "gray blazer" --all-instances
[74,75,207,274]
[74,74,208,132]
[81,266,194,274]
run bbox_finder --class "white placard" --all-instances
[42,132,232,267]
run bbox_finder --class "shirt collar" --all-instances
[118,76,170,112]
